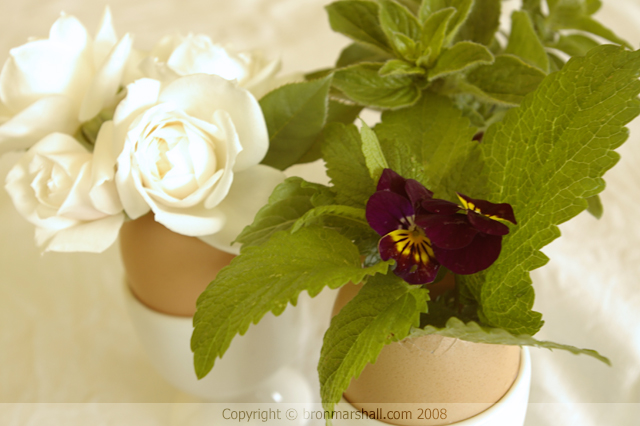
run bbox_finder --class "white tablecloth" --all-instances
[0,0,639,425]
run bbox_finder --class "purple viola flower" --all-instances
[365,169,517,284]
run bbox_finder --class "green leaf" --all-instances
[234,177,333,248]
[336,42,392,68]
[419,0,474,44]
[506,11,549,73]
[193,227,392,379]
[291,205,368,233]
[333,63,421,109]
[374,91,479,199]
[551,34,600,58]
[409,317,610,365]
[260,75,332,170]
[428,41,494,80]
[454,0,501,46]
[379,0,421,58]
[379,59,426,76]
[459,45,640,335]
[464,54,546,106]
[318,274,430,415]
[586,194,604,219]
[420,7,456,66]
[322,123,377,207]
[325,0,391,53]
[360,121,389,182]
[562,16,632,50]
[296,100,364,164]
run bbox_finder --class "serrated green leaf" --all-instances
[455,0,501,46]
[322,123,377,207]
[419,0,474,44]
[379,59,426,76]
[260,75,332,170]
[336,42,392,68]
[379,0,421,58]
[428,41,494,80]
[333,63,421,109]
[459,45,640,335]
[234,177,334,248]
[297,100,364,164]
[586,194,604,219]
[506,11,549,73]
[420,7,456,66]
[319,274,430,416]
[291,205,368,233]
[360,121,389,182]
[409,317,610,364]
[548,51,565,72]
[325,0,391,53]
[551,33,600,58]
[193,227,392,379]
[374,92,480,199]
[465,54,546,106]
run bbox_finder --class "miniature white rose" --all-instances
[4,127,124,252]
[114,75,285,254]
[0,8,133,154]
[140,33,281,99]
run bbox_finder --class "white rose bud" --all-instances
[140,33,281,99]
[0,7,133,154]
[5,128,124,252]
[114,75,285,254]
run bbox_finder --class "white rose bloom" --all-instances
[0,8,133,154]
[114,75,285,254]
[140,33,281,99]
[5,128,124,252]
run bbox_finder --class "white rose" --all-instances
[0,8,133,154]
[140,34,281,99]
[114,75,285,254]
[5,127,124,252]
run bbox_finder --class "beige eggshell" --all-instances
[119,213,235,317]
[333,279,521,425]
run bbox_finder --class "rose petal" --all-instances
[58,162,108,221]
[243,56,281,99]
[365,190,414,236]
[199,164,286,254]
[433,233,503,275]
[113,78,161,154]
[49,13,90,52]
[43,213,124,253]
[89,121,122,215]
[467,210,510,235]
[167,35,249,81]
[0,96,77,154]
[93,6,118,69]
[419,213,478,250]
[115,138,151,219]
[159,74,268,171]
[151,202,226,237]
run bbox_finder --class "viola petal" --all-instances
[376,168,407,195]
[433,233,502,275]
[365,190,414,236]
[457,192,517,224]
[379,231,440,285]
[421,198,460,215]
[405,178,433,209]
[467,210,510,235]
[418,213,478,249]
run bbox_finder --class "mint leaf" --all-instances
[464,54,546,106]
[460,45,640,335]
[325,0,391,53]
[379,0,421,59]
[234,177,333,248]
[428,41,494,80]
[506,11,549,73]
[193,227,392,379]
[260,75,332,170]
[551,33,599,57]
[409,317,610,365]
[455,0,501,46]
[374,91,479,199]
[292,205,368,233]
[586,194,604,219]
[318,274,430,415]
[419,7,456,67]
[336,43,392,68]
[322,123,377,207]
[379,59,426,76]
[360,121,389,182]
[419,0,474,44]
[333,63,421,109]
[562,16,632,50]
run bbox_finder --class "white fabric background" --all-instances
[0,0,638,425]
